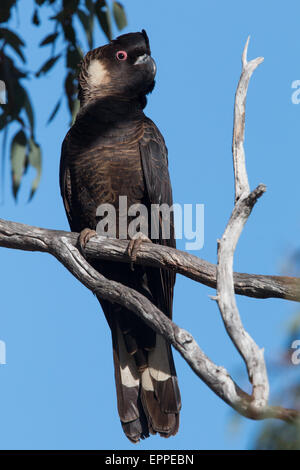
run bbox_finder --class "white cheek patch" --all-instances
[88,59,109,87]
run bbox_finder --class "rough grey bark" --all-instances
[0,37,299,426]
[1,218,299,301]
[0,218,298,423]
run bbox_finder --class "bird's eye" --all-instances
[116,50,127,61]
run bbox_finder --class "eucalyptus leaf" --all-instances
[0,27,24,47]
[10,83,26,119]
[95,0,112,41]
[0,113,7,130]
[62,22,76,46]
[66,46,82,69]
[63,0,80,15]
[23,88,35,136]
[113,2,127,31]
[84,0,94,14]
[35,54,61,77]
[28,138,42,200]
[47,98,61,124]
[0,27,25,62]
[32,8,40,26]
[77,8,93,49]
[0,0,16,24]
[64,71,75,113]
[71,98,80,125]
[39,32,59,47]
[10,129,27,199]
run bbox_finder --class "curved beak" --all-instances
[134,54,156,77]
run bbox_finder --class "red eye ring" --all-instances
[116,50,127,61]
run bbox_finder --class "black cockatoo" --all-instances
[59,30,181,442]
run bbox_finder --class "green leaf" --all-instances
[10,83,26,119]
[0,28,26,63]
[49,11,65,22]
[0,0,16,24]
[0,113,7,130]
[112,2,127,31]
[32,8,40,26]
[23,88,35,136]
[84,0,94,14]
[65,71,74,113]
[63,0,80,15]
[62,22,76,46]
[35,54,61,77]
[66,45,82,69]
[95,0,112,41]
[10,129,27,199]
[28,138,42,200]
[39,32,59,47]
[8,43,26,63]
[47,98,61,124]
[77,8,94,49]
[0,28,24,47]
[71,98,80,125]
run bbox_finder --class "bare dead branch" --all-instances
[0,38,299,427]
[216,38,269,416]
[232,36,264,202]
[0,217,298,424]
[1,218,299,302]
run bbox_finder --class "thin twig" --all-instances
[232,36,264,202]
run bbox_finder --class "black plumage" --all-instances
[59,30,181,442]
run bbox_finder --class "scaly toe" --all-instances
[78,228,97,252]
[126,233,151,271]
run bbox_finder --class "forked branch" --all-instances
[0,38,299,425]
[216,37,269,416]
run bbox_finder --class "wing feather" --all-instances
[139,118,176,318]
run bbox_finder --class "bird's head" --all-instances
[78,30,156,107]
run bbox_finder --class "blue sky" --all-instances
[0,0,300,450]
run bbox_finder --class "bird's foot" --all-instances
[127,232,152,271]
[78,228,97,252]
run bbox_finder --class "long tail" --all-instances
[106,304,181,443]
